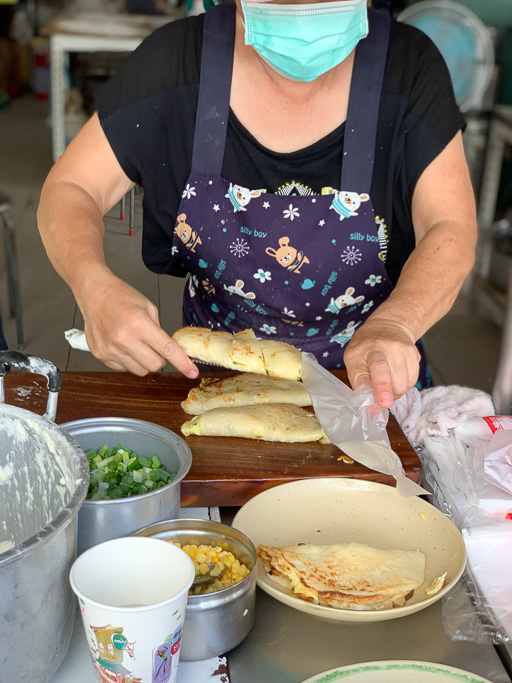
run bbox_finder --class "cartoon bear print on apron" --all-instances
[170,4,428,383]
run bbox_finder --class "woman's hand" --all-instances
[343,317,421,408]
[78,267,199,378]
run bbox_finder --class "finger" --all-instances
[103,351,153,377]
[389,356,412,400]
[366,350,394,408]
[115,339,168,375]
[142,325,199,378]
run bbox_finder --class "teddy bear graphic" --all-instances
[226,183,265,212]
[265,236,310,275]
[174,213,202,252]
[330,191,369,221]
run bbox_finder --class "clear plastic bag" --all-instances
[417,428,512,644]
[301,352,428,497]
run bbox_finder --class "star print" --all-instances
[322,351,329,357]
[213,204,220,212]
[263,201,270,209]
[318,219,325,227]
[315,316,322,321]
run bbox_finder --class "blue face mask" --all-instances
[241,0,369,82]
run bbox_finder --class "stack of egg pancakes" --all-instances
[173,327,328,443]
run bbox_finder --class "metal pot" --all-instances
[134,518,257,661]
[61,417,193,555]
[0,351,89,683]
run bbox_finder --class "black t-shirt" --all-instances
[97,11,465,285]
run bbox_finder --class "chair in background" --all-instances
[120,187,136,237]
[492,270,512,415]
[0,191,24,350]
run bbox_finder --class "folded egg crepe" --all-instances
[172,327,302,381]
[181,404,329,443]
[258,542,426,611]
[181,373,312,415]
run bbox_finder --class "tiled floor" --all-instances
[0,95,504,397]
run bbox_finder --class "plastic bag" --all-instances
[301,352,428,497]
[417,428,512,644]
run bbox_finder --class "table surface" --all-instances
[4,370,421,507]
[50,505,511,683]
[52,590,512,683]
[39,9,182,38]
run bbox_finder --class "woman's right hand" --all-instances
[77,267,198,378]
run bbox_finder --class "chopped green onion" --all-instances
[85,446,176,500]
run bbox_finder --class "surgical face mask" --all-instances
[241,0,369,82]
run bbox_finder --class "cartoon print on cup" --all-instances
[152,624,183,683]
[89,624,139,683]
[174,213,202,252]
[325,287,365,314]
[266,237,310,274]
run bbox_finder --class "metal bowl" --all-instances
[133,518,257,661]
[61,418,192,555]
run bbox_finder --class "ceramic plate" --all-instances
[301,661,492,683]
[232,478,466,622]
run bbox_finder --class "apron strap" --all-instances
[191,4,236,175]
[341,9,391,194]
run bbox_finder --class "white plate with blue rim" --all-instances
[300,661,493,683]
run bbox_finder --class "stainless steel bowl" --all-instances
[61,418,192,555]
[134,518,257,661]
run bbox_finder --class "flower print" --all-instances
[362,301,374,314]
[341,246,362,266]
[254,269,272,283]
[260,324,277,335]
[182,184,196,199]
[365,274,382,287]
[230,239,250,257]
[283,204,300,221]
[282,307,296,318]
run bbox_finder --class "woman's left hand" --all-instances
[343,317,421,408]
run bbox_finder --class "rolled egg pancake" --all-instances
[258,542,426,610]
[181,404,328,443]
[181,373,312,414]
[172,326,302,380]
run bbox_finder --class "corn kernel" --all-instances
[169,539,251,595]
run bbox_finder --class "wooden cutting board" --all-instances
[4,370,421,507]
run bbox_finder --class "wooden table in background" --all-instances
[4,371,421,507]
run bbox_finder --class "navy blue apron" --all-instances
[171,5,430,387]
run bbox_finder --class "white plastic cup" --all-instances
[70,536,195,683]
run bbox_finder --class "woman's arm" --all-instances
[343,131,477,406]
[37,113,198,378]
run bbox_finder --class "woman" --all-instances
[37,0,477,407]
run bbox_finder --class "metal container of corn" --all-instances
[133,518,257,661]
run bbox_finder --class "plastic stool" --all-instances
[0,192,24,350]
